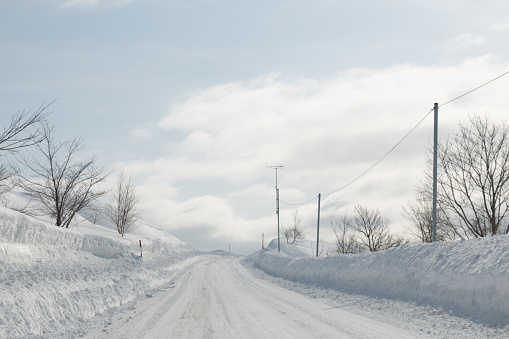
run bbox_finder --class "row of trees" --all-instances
[282,205,405,254]
[4,107,507,245]
[283,210,305,244]
[405,114,509,242]
[284,114,509,254]
[0,105,141,237]
[331,205,406,254]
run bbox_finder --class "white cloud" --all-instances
[450,34,486,48]
[129,57,509,252]
[488,22,509,31]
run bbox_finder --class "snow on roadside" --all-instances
[252,237,509,328]
[241,257,508,338]
[0,206,201,338]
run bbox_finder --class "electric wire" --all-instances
[439,69,509,108]
[277,68,509,206]
[322,68,509,198]
[321,108,434,198]
[280,195,318,206]
[279,107,432,206]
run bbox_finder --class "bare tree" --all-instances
[283,209,305,244]
[283,226,292,243]
[384,233,408,248]
[1,194,40,217]
[0,162,15,195]
[291,210,305,243]
[417,114,509,239]
[402,198,453,243]
[310,239,332,257]
[16,126,109,228]
[331,214,362,254]
[352,205,405,252]
[0,161,16,208]
[0,103,51,194]
[81,203,105,225]
[107,171,142,237]
[0,103,51,153]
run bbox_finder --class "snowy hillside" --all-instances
[253,237,509,327]
[0,205,202,338]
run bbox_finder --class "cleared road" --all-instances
[85,256,417,338]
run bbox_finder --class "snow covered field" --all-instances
[1,202,509,338]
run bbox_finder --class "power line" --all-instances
[439,69,509,108]
[321,68,509,198]
[277,68,509,205]
[278,107,433,205]
[322,108,433,197]
[280,195,318,206]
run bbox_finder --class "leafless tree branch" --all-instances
[0,102,52,153]
[283,210,305,244]
[16,125,109,228]
[331,213,363,254]
[106,171,142,237]
[416,114,509,238]
[352,205,406,252]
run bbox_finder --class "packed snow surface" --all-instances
[83,256,419,339]
[1,202,509,338]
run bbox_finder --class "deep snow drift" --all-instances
[0,205,201,338]
[252,237,509,327]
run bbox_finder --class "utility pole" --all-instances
[267,165,283,252]
[316,193,321,257]
[432,103,438,243]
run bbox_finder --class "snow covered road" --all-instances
[85,256,417,339]
[3,200,508,338]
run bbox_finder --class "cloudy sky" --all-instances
[2,0,509,254]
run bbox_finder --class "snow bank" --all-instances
[254,237,509,327]
[0,207,200,338]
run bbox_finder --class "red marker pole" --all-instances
[139,240,142,258]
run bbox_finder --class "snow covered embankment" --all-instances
[0,208,199,338]
[254,238,509,327]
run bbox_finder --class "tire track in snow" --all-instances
[85,256,419,338]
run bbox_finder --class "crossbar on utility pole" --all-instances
[432,103,438,243]
[267,165,283,252]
